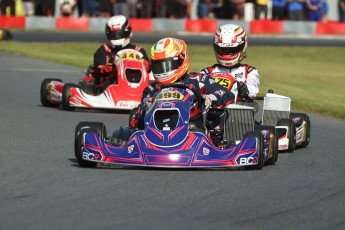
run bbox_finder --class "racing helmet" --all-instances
[213,24,248,67]
[151,38,189,84]
[105,15,132,48]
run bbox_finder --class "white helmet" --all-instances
[105,15,132,48]
[213,24,248,67]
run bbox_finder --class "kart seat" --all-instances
[125,69,142,83]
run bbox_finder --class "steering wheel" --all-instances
[158,83,204,110]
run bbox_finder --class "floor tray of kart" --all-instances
[75,85,277,169]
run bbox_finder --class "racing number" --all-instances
[119,52,141,61]
[215,77,232,90]
[156,91,183,100]
[162,92,181,99]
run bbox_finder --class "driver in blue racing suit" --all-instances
[129,37,235,131]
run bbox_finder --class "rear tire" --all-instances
[75,122,107,168]
[62,83,75,111]
[277,118,296,152]
[40,78,62,107]
[244,130,264,170]
[290,112,311,148]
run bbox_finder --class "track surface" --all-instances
[1,53,345,230]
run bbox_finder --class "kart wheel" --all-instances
[255,125,278,165]
[290,112,311,148]
[75,121,107,156]
[62,83,75,111]
[75,122,107,168]
[244,130,264,170]
[277,118,296,152]
[40,78,62,107]
[110,126,134,146]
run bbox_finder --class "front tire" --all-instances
[74,122,107,156]
[256,125,278,165]
[75,122,107,168]
[62,83,75,111]
[277,118,296,152]
[244,130,264,170]
[40,78,62,107]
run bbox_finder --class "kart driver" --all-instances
[129,37,235,130]
[200,24,260,101]
[87,15,151,93]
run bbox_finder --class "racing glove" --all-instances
[202,94,217,111]
[99,63,114,75]
[129,106,141,128]
[237,81,249,98]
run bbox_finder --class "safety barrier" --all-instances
[1,16,345,35]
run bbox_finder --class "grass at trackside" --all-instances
[0,41,344,119]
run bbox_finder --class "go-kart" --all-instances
[40,49,150,111]
[259,92,311,152]
[210,72,310,152]
[74,83,278,169]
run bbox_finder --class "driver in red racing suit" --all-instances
[85,15,151,93]
[129,37,235,131]
[200,24,260,101]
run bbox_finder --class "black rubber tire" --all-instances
[277,118,296,152]
[62,83,76,111]
[255,125,278,165]
[74,121,107,156]
[244,130,264,170]
[40,78,62,107]
[290,112,311,148]
[74,122,107,168]
[110,126,134,146]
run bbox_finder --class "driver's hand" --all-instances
[99,63,113,74]
[202,94,217,111]
[237,81,249,98]
[143,97,154,110]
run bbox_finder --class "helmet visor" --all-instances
[151,57,184,74]
[213,42,245,55]
[106,30,131,40]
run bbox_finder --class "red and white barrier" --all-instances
[1,16,345,35]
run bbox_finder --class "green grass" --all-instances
[1,41,344,119]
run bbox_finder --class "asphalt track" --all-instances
[1,50,345,229]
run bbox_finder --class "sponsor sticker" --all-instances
[203,147,210,156]
[128,145,134,154]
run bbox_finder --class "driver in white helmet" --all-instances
[200,24,260,101]
[92,15,151,92]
